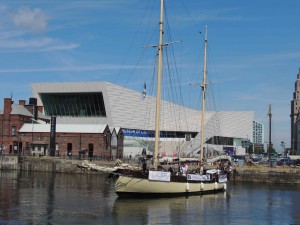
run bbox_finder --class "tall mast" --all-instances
[200,26,208,163]
[153,0,164,170]
[268,104,272,166]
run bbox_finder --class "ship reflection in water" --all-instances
[112,193,228,225]
[0,170,299,225]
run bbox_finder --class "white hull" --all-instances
[115,175,226,196]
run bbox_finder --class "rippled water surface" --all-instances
[0,170,299,225]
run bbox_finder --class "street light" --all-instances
[205,138,208,160]
[281,141,286,156]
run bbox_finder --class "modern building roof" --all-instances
[31,82,203,132]
[31,82,254,141]
[19,124,108,134]
[185,111,254,155]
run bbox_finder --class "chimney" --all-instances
[29,98,37,105]
[37,106,43,113]
[24,97,38,120]
[19,100,26,106]
[4,98,13,116]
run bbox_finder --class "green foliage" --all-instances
[254,147,265,154]
[289,149,297,155]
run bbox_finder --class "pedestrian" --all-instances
[142,159,147,172]
[181,163,188,176]
[227,164,232,180]
[200,164,204,175]
[168,166,174,173]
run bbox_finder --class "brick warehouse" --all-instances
[0,97,124,160]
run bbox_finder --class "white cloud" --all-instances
[58,1,130,10]
[0,36,78,52]
[0,37,53,48]
[0,64,132,73]
[12,6,49,32]
[0,30,26,40]
[40,43,79,52]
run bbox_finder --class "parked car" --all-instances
[251,157,260,164]
[292,159,300,166]
[277,157,292,166]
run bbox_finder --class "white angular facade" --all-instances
[31,82,254,156]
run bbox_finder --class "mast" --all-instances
[153,0,164,170]
[268,104,272,166]
[200,26,208,163]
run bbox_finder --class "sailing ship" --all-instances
[114,0,227,197]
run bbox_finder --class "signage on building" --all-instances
[122,129,154,137]
[50,117,56,156]
[123,129,171,138]
[223,146,236,156]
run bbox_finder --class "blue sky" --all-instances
[0,0,299,151]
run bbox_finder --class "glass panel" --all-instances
[40,92,106,117]
[12,126,17,136]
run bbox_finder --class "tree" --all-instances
[254,146,265,154]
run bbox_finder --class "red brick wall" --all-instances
[19,128,112,158]
[0,98,32,153]
[0,98,123,159]
[19,100,26,106]
[3,98,12,117]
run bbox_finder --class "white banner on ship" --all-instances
[218,174,227,183]
[187,174,211,181]
[148,171,171,182]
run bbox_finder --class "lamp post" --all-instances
[19,135,22,155]
[246,140,251,154]
[281,141,286,156]
[268,105,272,167]
[206,138,208,159]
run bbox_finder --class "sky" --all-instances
[0,0,299,152]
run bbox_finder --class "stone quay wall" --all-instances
[233,166,300,184]
[1,155,300,184]
[20,157,84,174]
[0,155,19,170]
[0,155,115,174]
